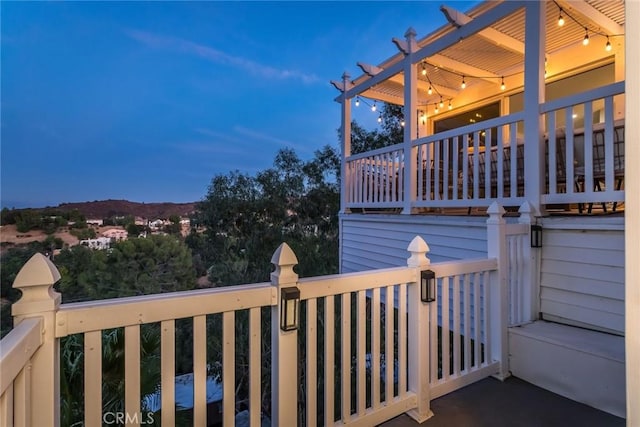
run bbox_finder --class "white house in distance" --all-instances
[79,237,111,250]
[102,228,128,241]
[332,0,636,420]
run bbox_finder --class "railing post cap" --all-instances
[13,253,61,289]
[518,201,540,224]
[407,235,430,267]
[270,242,299,285]
[405,27,417,39]
[12,253,61,315]
[487,201,506,216]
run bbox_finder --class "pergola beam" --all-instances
[430,53,500,83]
[556,0,624,36]
[440,5,525,55]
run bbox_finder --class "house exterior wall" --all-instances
[339,214,489,273]
[340,214,625,336]
[539,217,624,335]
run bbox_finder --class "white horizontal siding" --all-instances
[340,214,489,272]
[539,218,624,335]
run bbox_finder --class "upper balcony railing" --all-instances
[0,204,531,426]
[344,82,625,214]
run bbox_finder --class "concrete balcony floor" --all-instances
[379,376,625,427]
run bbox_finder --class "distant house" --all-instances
[102,228,128,241]
[86,219,103,227]
[79,237,111,250]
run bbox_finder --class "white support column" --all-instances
[270,243,299,426]
[406,236,434,422]
[518,201,541,323]
[11,253,62,427]
[625,0,640,423]
[522,1,546,215]
[402,28,418,215]
[486,202,509,380]
[340,72,352,215]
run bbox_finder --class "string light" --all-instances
[448,101,453,110]
[500,76,506,91]
[428,85,433,95]
[439,97,444,108]
[461,76,466,89]
[371,101,377,112]
[355,96,360,107]
[421,62,427,76]
[400,118,405,127]
[557,9,565,27]
[377,114,382,123]
[552,1,623,52]
[434,103,439,114]
[583,28,589,46]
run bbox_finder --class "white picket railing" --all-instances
[343,82,625,213]
[0,317,43,426]
[1,204,525,426]
[541,81,625,210]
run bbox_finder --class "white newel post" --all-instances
[486,203,509,380]
[11,253,62,427]
[406,236,434,422]
[270,243,299,426]
[518,201,541,323]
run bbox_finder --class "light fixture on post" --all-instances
[420,269,436,303]
[531,224,542,248]
[280,287,300,331]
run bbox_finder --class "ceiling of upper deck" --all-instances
[354,0,625,108]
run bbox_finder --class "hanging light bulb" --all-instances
[371,101,377,112]
[439,97,444,108]
[605,37,612,51]
[461,76,466,89]
[583,28,590,46]
[355,96,360,107]
[557,9,565,27]
[434,103,439,114]
[421,62,427,76]
[428,85,433,95]
[377,114,382,124]
[400,118,405,127]
[500,76,506,91]
[448,101,453,110]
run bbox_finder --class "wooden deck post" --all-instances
[486,202,510,380]
[625,0,640,423]
[340,71,352,215]
[523,1,546,215]
[406,236,434,422]
[270,243,299,426]
[401,28,418,215]
[518,201,541,323]
[11,253,62,427]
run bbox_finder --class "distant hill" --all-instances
[56,199,197,219]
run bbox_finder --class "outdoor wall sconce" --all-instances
[531,224,542,248]
[420,269,436,303]
[280,287,301,331]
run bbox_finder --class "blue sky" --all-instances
[1,1,478,208]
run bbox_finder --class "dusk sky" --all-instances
[1,1,478,208]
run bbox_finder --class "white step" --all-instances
[508,321,625,418]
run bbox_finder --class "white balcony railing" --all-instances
[1,203,530,426]
[343,82,625,213]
